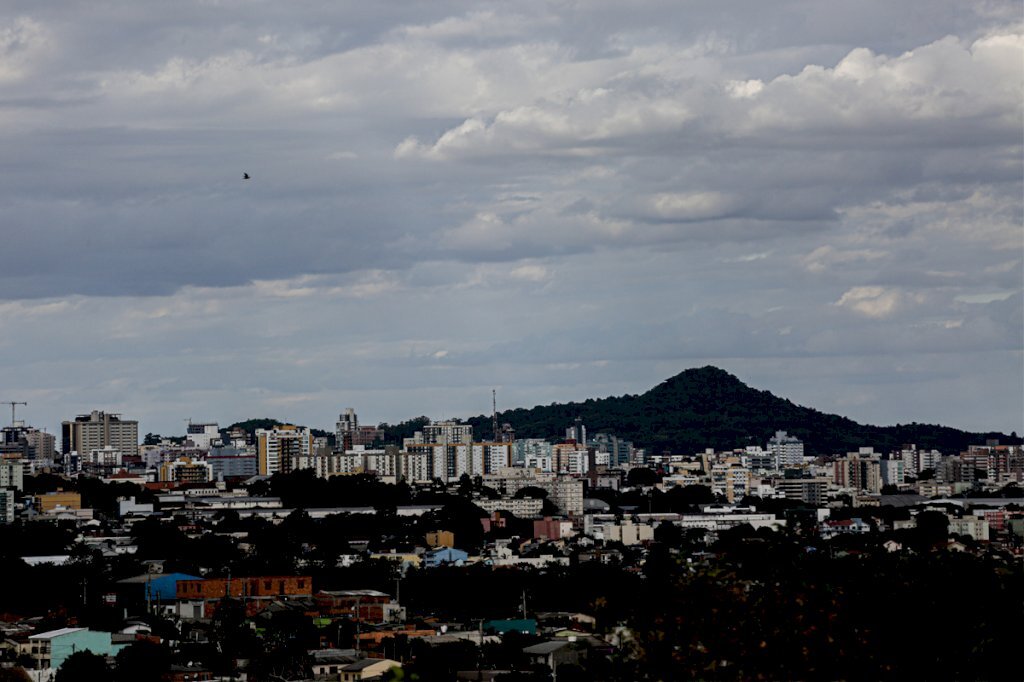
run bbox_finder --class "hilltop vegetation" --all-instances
[464,367,1018,455]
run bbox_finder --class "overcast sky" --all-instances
[1,1,1021,440]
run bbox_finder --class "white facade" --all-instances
[881,459,905,486]
[84,446,123,467]
[513,439,552,466]
[475,497,544,517]
[0,459,24,491]
[767,431,804,468]
[185,422,220,449]
[525,454,553,472]
[417,421,473,445]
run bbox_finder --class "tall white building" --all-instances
[0,459,24,491]
[767,431,804,468]
[900,446,943,474]
[513,439,552,466]
[185,422,220,449]
[881,458,905,486]
[422,421,473,445]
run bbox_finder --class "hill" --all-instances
[220,418,333,443]
[463,366,1019,455]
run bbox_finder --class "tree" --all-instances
[914,511,949,547]
[626,467,659,487]
[55,651,110,682]
[115,640,173,682]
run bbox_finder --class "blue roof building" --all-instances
[423,547,469,568]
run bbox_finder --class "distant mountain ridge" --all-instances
[464,366,1019,455]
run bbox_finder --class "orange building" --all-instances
[36,490,82,512]
[425,530,455,548]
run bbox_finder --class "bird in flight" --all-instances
[243,172,251,179]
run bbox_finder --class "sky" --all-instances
[0,1,1021,439]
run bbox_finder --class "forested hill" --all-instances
[464,366,1019,455]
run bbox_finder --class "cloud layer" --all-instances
[0,1,1020,437]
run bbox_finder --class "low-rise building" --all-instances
[175,575,313,618]
[23,628,126,671]
[338,657,402,681]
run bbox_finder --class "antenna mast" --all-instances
[492,389,499,442]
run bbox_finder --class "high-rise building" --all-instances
[0,488,13,523]
[256,425,313,475]
[711,463,751,503]
[25,429,56,460]
[207,445,258,480]
[421,421,473,445]
[553,443,589,476]
[184,422,220,449]
[1,426,56,461]
[881,458,905,486]
[336,408,358,449]
[833,449,882,494]
[159,456,213,484]
[565,418,586,445]
[513,439,552,466]
[774,476,827,506]
[62,411,139,459]
[767,431,804,468]
[0,458,24,491]
[589,433,634,468]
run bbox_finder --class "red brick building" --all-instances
[176,576,313,617]
[314,589,393,623]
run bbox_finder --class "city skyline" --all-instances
[1,2,1021,437]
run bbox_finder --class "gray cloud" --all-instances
[0,1,1020,437]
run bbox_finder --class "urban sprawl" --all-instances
[0,407,1021,681]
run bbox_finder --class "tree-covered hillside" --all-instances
[464,366,1019,455]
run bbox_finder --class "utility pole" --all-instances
[3,401,27,427]
[477,619,484,680]
[355,595,361,651]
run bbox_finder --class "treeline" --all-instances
[463,366,1019,454]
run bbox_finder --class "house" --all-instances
[309,648,360,678]
[882,540,904,553]
[338,657,402,681]
[523,640,585,671]
[819,517,871,539]
[315,590,398,623]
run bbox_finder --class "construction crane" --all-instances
[3,401,27,427]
